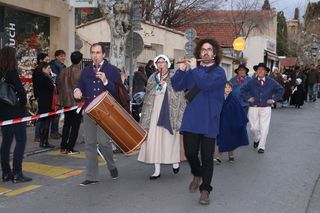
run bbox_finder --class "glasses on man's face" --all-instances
[201,48,213,53]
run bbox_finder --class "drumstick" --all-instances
[176,58,215,64]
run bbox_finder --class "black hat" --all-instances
[235,64,249,74]
[253,63,270,72]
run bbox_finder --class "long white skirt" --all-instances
[138,91,180,164]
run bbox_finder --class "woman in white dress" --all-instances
[138,54,186,179]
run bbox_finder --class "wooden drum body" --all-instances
[85,91,147,154]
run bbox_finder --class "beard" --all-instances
[201,54,214,64]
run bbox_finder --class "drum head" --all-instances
[85,92,107,113]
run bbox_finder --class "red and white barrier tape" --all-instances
[0,102,84,127]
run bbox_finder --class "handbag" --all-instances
[184,65,217,103]
[0,72,18,106]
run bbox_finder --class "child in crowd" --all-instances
[281,74,292,108]
[215,81,249,163]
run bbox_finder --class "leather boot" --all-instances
[189,176,202,193]
[199,190,210,205]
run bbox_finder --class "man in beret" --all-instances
[240,63,284,154]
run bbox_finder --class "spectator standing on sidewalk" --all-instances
[33,53,50,143]
[74,43,120,186]
[145,60,155,78]
[306,64,319,102]
[241,63,284,154]
[33,62,56,149]
[171,38,227,205]
[0,46,32,183]
[50,49,66,139]
[58,51,83,154]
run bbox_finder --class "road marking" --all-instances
[4,185,41,197]
[0,187,12,195]
[54,170,84,179]
[47,151,106,165]
[22,162,74,177]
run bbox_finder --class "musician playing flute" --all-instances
[171,38,227,205]
[138,54,186,179]
[73,43,121,186]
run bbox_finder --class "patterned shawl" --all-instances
[140,71,186,132]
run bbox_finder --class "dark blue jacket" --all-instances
[78,60,121,106]
[230,75,251,107]
[50,60,66,84]
[217,92,249,152]
[171,65,226,139]
[240,76,284,107]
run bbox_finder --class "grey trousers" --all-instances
[83,114,116,181]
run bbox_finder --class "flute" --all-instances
[176,58,215,64]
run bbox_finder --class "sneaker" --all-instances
[80,180,98,186]
[110,168,119,179]
[67,150,80,155]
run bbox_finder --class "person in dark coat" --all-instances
[32,53,50,143]
[215,82,249,163]
[133,65,147,94]
[33,62,55,148]
[0,46,32,183]
[290,78,304,108]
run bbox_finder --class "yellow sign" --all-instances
[233,37,246,51]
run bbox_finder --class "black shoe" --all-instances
[173,167,180,174]
[253,141,259,149]
[149,174,161,180]
[228,157,235,162]
[2,173,13,182]
[50,133,61,139]
[80,180,98,186]
[258,149,265,154]
[40,143,55,148]
[12,174,32,183]
[110,168,119,179]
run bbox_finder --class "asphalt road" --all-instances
[0,101,320,213]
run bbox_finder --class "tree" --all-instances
[138,0,223,27]
[262,0,270,10]
[98,0,132,72]
[227,0,272,39]
[276,11,288,56]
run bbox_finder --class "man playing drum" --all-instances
[74,43,121,186]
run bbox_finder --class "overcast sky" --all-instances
[271,0,318,19]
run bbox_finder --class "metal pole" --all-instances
[128,31,134,111]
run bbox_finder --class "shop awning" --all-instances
[265,50,279,61]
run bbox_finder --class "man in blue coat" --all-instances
[240,63,284,154]
[74,43,121,186]
[171,38,226,205]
